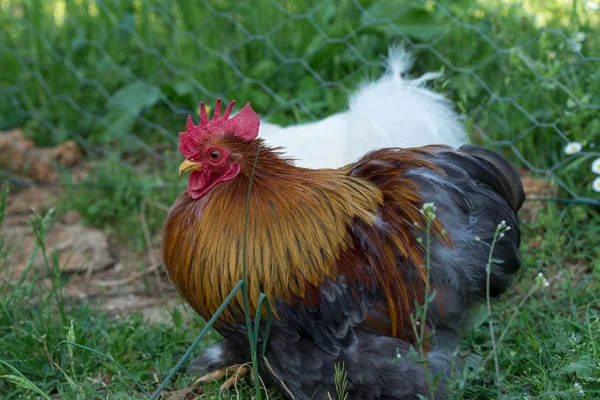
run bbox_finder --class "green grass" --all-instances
[1,0,600,398]
[454,203,600,399]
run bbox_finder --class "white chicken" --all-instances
[258,46,469,169]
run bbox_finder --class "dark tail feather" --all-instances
[458,144,525,212]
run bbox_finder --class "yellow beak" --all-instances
[178,159,202,176]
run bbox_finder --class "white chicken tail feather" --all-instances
[257,45,469,169]
[383,44,415,80]
[383,45,443,87]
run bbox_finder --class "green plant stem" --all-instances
[0,182,9,228]
[410,212,436,399]
[420,217,434,398]
[485,229,502,393]
[149,279,245,400]
[420,217,432,346]
[31,210,67,327]
[480,283,538,370]
[241,142,265,399]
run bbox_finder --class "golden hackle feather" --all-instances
[162,138,451,339]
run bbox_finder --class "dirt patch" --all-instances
[519,170,556,223]
[1,185,179,325]
[0,129,82,183]
[3,185,114,277]
[5,186,63,216]
[1,130,180,323]
[520,170,555,199]
[162,385,204,400]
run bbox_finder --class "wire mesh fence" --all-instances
[1,0,599,209]
[0,1,599,397]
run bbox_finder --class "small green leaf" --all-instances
[562,360,597,379]
[96,109,137,144]
[315,3,337,27]
[107,81,161,112]
[171,306,183,329]
[249,60,277,79]
[361,1,445,41]
[563,153,593,173]
[70,33,87,52]
[463,353,484,370]
[463,303,489,331]
[305,35,325,56]
[95,81,161,144]
[171,81,195,97]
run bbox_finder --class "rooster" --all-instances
[258,46,468,169]
[161,99,524,399]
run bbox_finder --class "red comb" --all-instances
[178,98,260,159]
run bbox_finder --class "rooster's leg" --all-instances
[189,339,252,391]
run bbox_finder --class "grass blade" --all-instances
[149,279,245,400]
[0,359,52,400]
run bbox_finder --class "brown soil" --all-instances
[0,129,182,324]
[1,183,181,324]
[0,129,82,183]
[1,163,182,326]
[518,169,557,223]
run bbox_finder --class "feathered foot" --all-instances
[194,364,254,391]
[189,339,252,391]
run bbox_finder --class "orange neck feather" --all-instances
[162,139,383,323]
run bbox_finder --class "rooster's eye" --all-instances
[209,150,221,161]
